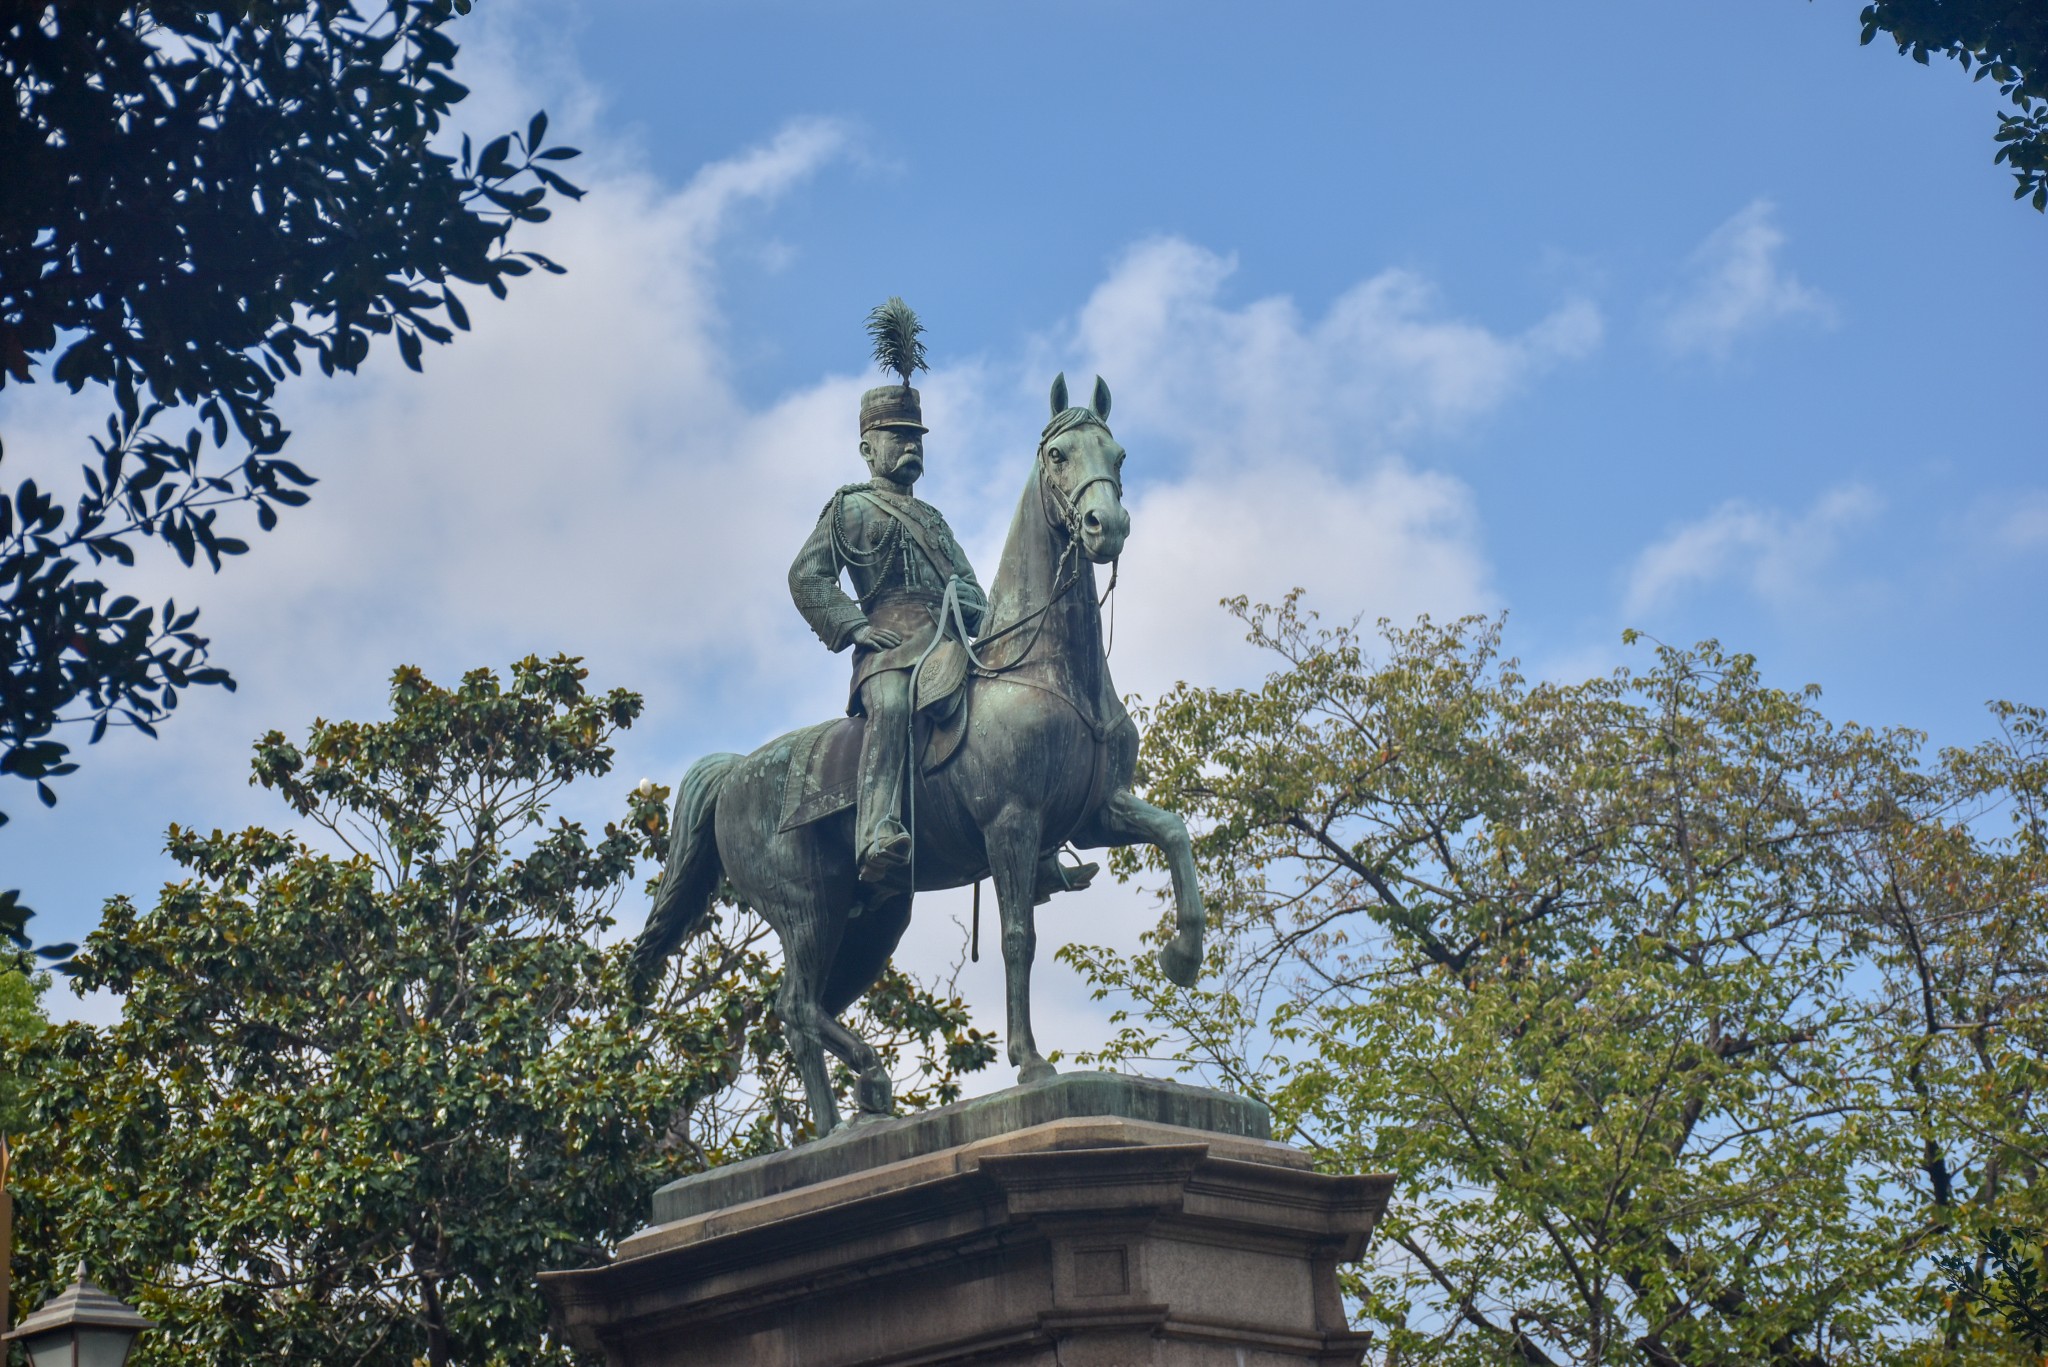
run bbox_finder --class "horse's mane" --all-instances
[1040,406,1109,447]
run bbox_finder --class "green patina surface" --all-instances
[648,1073,1270,1225]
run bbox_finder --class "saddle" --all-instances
[914,637,969,715]
[775,676,974,833]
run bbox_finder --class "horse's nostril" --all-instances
[1084,511,1101,531]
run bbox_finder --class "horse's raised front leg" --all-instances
[985,805,1055,1083]
[1083,791,1206,988]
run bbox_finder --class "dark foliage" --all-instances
[0,0,583,945]
[1942,1229,2048,1352]
[1860,0,2048,209]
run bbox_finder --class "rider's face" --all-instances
[861,426,925,486]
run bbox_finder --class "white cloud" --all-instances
[1623,484,1882,618]
[1106,461,1489,700]
[1014,236,1599,698]
[151,115,865,731]
[1071,237,1601,463]
[1658,199,1832,361]
[1989,490,2048,550]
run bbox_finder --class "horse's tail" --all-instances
[630,752,743,997]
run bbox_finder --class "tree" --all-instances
[7,657,990,1365]
[0,968,48,1327]
[1066,597,2048,1365]
[1856,0,2048,210]
[0,0,585,945]
[1942,1229,2048,1354]
[0,969,47,1141]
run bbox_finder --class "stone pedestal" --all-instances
[541,1074,1393,1366]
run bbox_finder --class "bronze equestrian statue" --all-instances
[632,309,1205,1136]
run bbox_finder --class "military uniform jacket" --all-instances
[788,482,988,714]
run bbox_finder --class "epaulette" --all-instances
[817,481,875,520]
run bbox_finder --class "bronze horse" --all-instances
[631,374,1204,1135]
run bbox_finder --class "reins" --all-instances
[964,451,1120,670]
[903,450,1095,894]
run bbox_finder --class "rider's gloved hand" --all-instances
[853,623,903,650]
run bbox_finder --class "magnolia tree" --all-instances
[8,657,990,1367]
[1065,598,2048,1366]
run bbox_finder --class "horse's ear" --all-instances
[1091,375,1112,422]
[1049,372,1069,417]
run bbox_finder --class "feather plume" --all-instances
[866,297,928,388]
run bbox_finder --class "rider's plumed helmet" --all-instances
[859,385,926,435]
[861,298,929,434]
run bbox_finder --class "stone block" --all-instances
[541,1074,1392,1366]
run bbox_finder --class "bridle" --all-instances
[954,442,1121,668]
[1038,459,1123,543]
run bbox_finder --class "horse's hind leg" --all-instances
[816,893,912,1121]
[816,1015,892,1120]
[987,805,1055,1083]
[773,973,840,1137]
[768,904,844,1137]
[1074,791,1206,988]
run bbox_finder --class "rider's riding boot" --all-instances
[855,673,916,884]
[1032,852,1100,904]
[859,816,912,883]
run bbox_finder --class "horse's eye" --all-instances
[1049,448,1065,463]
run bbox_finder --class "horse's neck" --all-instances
[983,465,1105,694]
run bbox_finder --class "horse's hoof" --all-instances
[1018,1058,1058,1085]
[854,1071,895,1118]
[1159,937,1201,988]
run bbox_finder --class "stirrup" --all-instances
[1032,853,1098,904]
[858,823,912,883]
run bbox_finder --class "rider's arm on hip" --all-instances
[788,503,869,652]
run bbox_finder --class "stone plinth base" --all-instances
[541,1075,1392,1366]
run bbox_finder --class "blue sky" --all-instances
[4,0,2043,1050]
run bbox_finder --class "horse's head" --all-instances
[1039,372,1129,564]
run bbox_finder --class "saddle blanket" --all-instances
[774,686,971,833]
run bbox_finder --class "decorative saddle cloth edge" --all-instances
[775,720,857,833]
[775,686,975,833]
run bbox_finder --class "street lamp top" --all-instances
[2,1262,155,1343]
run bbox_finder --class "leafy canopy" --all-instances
[1068,597,2048,1365]
[1857,0,2048,210]
[8,657,990,1366]
[0,968,47,1140]
[0,0,584,947]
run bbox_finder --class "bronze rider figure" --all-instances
[787,301,987,884]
